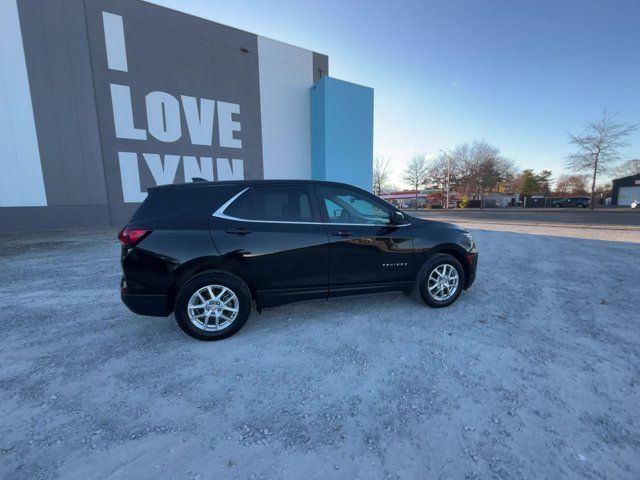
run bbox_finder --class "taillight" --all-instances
[118,227,151,247]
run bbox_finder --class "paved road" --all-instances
[413,208,640,227]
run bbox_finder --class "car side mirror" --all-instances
[392,211,409,225]
[333,208,345,219]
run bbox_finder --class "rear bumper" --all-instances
[120,273,172,316]
[121,291,171,317]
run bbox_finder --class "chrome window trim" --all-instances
[212,187,409,227]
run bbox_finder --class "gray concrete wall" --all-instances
[0,0,110,231]
[84,0,266,224]
[313,52,329,82]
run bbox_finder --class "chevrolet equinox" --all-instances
[119,180,478,340]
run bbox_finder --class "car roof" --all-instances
[149,179,369,192]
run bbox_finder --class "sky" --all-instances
[148,0,640,187]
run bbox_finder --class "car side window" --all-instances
[223,189,255,219]
[253,185,315,222]
[318,186,391,225]
[323,198,342,219]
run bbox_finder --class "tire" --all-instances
[578,203,585,208]
[554,204,561,208]
[174,271,251,341]
[417,254,465,308]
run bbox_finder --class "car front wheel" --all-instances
[417,254,465,308]
[175,271,251,341]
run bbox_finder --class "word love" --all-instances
[111,84,242,148]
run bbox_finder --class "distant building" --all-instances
[379,190,428,208]
[612,174,640,206]
[483,192,518,208]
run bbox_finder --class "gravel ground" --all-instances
[1,225,639,479]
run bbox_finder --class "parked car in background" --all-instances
[552,196,591,208]
[119,180,478,340]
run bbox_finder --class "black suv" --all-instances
[552,197,590,208]
[119,180,478,340]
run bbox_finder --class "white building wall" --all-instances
[258,37,314,179]
[0,0,46,207]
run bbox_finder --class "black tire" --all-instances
[174,271,251,341]
[554,203,561,208]
[578,203,585,208]
[417,254,465,308]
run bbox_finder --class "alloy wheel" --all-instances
[427,264,459,301]
[187,285,239,331]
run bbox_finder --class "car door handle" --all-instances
[331,231,353,237]
[225,227,252,235]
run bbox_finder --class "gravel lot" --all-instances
[1,224,639,479]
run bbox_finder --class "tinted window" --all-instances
[253,185,315,222]
[223,189,254,219]
[318,186,391,225]
[324,198,342,218]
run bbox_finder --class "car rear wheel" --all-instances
[175,271,251,340]
[417,254,465,308]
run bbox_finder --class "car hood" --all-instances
[406,215,467,232]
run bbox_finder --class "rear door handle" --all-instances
[331,231,353,237]
[225,227,252,235]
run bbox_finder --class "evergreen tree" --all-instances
[520,169,540,195]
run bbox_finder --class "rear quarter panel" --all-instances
[122,227,221,296]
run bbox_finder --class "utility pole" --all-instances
[439,149,452,209]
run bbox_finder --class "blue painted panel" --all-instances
[310,77,373,191]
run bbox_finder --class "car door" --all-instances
[210,184,330,307]
[314,184,414,296]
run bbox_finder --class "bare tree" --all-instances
[494,157,517,191]
[402,154,429,209]
[611,158,640,178]
[567,174,589,195]
[449,143,478,196]
[372,156,392,196]
[445,140,514,198]
[555,174,589,196]
[565,111,638,209]
[476,157,503,206]
[426,153,459,205]
[554,174,571,196]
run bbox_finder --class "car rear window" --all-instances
[223,189,255,219]
[129,184,232,226]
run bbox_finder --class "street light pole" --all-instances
[439,149,451,209]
